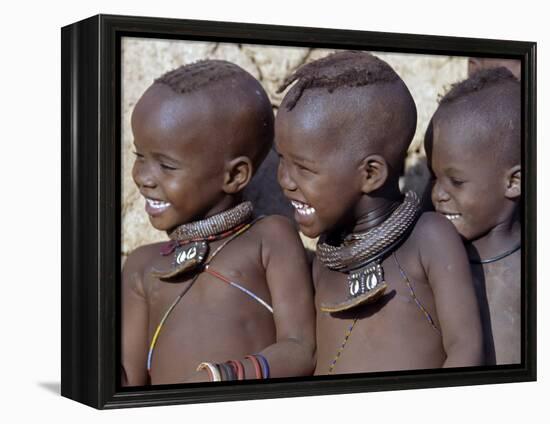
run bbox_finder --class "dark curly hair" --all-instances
[155,59,245,94]
[426,66,520,168]
[439,66,519,104]
[278,50,399,110]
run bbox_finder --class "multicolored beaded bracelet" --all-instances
[196,362,221,382]
[245,355,263,379]
[197,355,270,382]
[253,354,270,379]
[217,362,229,381]
[224,361,237,381]
[227,359,245,380]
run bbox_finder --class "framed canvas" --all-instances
[61,14,536,409]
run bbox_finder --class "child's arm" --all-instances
[419,213,483,367]
[255,215,316,377]
[121,246,151,386]
[185,215,316,383]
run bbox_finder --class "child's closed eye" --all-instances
[449,177,465,187]
[160,163,178,171]
[295,162,315,174]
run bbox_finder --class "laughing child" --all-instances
[122,60,315,386]
[426,67,521,364]
[275,51,483,374]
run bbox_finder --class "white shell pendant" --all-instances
[319,261,387,313]
[151,241,209,281]
[176,244,198,264]
[172,241,208,270]
[366,272,378,290]
[348,261,384,298]
[350,279,360,296]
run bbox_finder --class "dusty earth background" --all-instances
[121,37,468,260]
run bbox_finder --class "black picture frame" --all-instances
[61,14,536,410]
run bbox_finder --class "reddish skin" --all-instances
[122,81,315,386]
[276,85,483,374]
[428,86,521,364]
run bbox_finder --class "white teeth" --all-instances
[291,200,315,216]
[146,198,171,209]
[444,213,461,221]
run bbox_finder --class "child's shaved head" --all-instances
[428,67,520,169]
[157,59,247,94]
[278,50,400,111]
[131,60,274,231]
[427,67,521,243]
[277,51,417,174]
[152,60,274,169]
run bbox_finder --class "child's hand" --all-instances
[183,368,212,384]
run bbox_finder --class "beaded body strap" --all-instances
[147,220,257,372]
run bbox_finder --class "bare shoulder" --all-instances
[411,212,462,247]
[123,242,166,276]
[253,214,302,246]
[409,212,467,265]
[408,212,472,286]
[252,215,310,271]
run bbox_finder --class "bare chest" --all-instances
[144,241,275,383]
[314,256,444,375]
[471,253,521,364]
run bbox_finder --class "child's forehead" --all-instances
[276,102,352,156]
[435,107,483,141]
[436,100,480,127]
[136,83,248,130]
[279,84,409,150]
[133,86,226,151]
[433,108,498,163]
[435,91,509,143]
[279,87,379,132]
[432,78,520,169]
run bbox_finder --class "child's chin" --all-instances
[298,225,321,239]
[148,216,172,232]
[453,224,474,242]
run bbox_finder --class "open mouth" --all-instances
[145,197,171,215]
[290,200,316,216]
[440,212,461,221]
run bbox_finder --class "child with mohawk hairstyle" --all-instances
[275,51,483,374]
[122,60,315,386]
[426,67,521,365]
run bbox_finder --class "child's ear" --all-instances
[504,165,521,200]
[223,156,253,194]
[359,154,388,193]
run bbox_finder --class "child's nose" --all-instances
[431,180,450,203]
[277,159,297,192]
[132,162,156,189]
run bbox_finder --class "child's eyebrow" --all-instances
[289,152,315,165]
[443,166,466,176]
[151,152,181,164]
